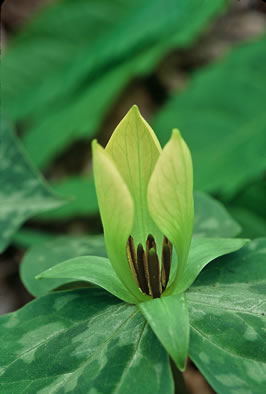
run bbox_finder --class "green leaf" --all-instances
[153,35,266,196]
[139,293,189,371]
[189,329,266,394]
[37,256,136,304]
[12,228,55,248]
[174,237,248,294]
[227,206,266,239]
[2,0,227,168]
[20,235,106,297]
[194,191,240,238]
[39,176,98,219]
[228,178,266,220]
[187,238,266,393]
[226,178,266,238]
[0,119,64,253]
[0,288,174,394]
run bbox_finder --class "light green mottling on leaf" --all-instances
[0,119,65,252]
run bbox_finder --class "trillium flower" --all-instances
[38,104,247,371]
[92,105,193,303]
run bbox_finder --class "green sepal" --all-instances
[172,237,249,294]
[37,256,137,304]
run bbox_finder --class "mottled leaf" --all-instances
[0,119,64,252]
[188,238,266,393]
[0,288,174,394]
[20,236,106,297]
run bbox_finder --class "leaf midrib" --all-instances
[188,299,266,316]
[190,325,266,364]
[1,304,141,387]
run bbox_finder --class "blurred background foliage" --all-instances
[0,0,266,316]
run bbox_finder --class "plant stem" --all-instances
[170,358,189,394]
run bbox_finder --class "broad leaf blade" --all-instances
[2,0,227,168]
[189,327,266,394]
[153,35,266,196]
[188,238,266,393]
[37,256,136,304]
[139,293,189,371]
[39,176,99,219]
[226,178,266,238]
[0,119,64,252]
[228,206,266,239]
[12,228,54,248]
[0,289,174,394]
[194,191,240,238]
[20,235,106,297]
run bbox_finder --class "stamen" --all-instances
[161,236,173,290]
[146,234,156,251]
[126,236,138,284]
[136,244,150,295]
[146,247,161,298]
[127,234,172,298]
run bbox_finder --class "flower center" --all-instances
[126,234,172,298]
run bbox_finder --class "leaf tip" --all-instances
[171,128,183,140]
[91,139,99,153]
[131,104,140,114]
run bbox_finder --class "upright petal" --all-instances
[106,105,162,247]
[92,141,143,302]
[147,130,194,294]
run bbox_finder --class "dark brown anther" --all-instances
[127,234,172,298]
[146,234,156,252]
[136,244,150,295]
[161,245,171,290]
[161,236,173,290]
[126,236,138,283]
[147,248,162,298]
